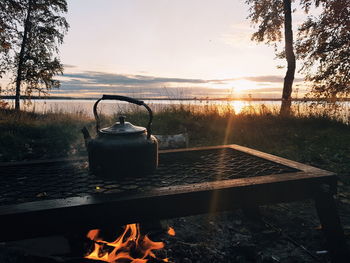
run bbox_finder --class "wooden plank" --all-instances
[0,171,335,241]
[314,185,350,262]
[229,144,332,175]
[0,170,334,216]
[0,145,337,242]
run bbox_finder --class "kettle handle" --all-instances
[93,95,153,138]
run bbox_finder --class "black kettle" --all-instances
[82,95,158,178]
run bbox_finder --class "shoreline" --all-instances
[1,95,350,102]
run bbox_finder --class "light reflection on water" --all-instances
[5,99,350,123]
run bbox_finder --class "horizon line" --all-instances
[2,96,350,102]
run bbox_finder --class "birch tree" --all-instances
[0,0,68,111]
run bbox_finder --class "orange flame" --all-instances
[85,223,169,263]
[167,227,175,236]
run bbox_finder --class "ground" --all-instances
[164,197,350,263]
[0,108,349,262]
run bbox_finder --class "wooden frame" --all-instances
[0,145,347,262]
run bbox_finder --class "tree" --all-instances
[246,0,296,115]
[0,1,22,109]
[0,0,23,78]
[0,0,68,111]
[296,0,350,99]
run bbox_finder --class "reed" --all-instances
[0,105,349,181]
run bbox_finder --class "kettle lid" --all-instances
[99,116,146,135]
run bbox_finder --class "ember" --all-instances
[85,223,173,263]
[167,227,175,237]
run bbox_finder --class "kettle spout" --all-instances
[81,127,91,148]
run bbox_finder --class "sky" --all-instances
[5,0,310,99]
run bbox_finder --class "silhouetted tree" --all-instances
[0,0,68,111]
[246,0,295,115]
[296,0,350,99]
[0,0,23,78]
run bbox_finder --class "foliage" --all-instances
[0,0,23,77]
[246,0,285,44]
[246,0,296,115]
[0,100,9,109]
[0,0,69,110]
[296,0,350,98]
[0,109,91,161]
[246,0,350,99]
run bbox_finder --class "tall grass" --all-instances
[1,105,349,182]
[0,109,92,161]
[110,104,350,178]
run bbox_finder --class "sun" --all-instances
[230,79,258,94]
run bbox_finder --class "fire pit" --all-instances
[0,145,347,262]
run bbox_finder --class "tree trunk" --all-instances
[280,0,296,116]
[15,0,33,111]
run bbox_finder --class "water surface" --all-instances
[5,99,350,123]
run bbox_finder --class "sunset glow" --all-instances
[1,0,308,99]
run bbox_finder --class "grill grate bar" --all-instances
[0,148,299,206]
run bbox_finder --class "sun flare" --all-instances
[230,79,259,94]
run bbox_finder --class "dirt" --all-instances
[162,204,327,263]
[0,183,349,263]
[158,182,350,263]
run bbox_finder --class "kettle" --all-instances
[82,95,158,178]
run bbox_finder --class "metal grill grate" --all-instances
[0,148,299,205]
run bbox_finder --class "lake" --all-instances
[4,99,350,123]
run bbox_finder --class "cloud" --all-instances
[62,69,304,87]
[58,70,229,97]
[243,75,304,83]
[62,71,207,86]
[210,76,304,84]
[245,87,283,93]
[62,64,77,69]
[57,70,304,98]
[52,84,229,98]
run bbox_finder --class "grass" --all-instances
[0,109,93,161]
[1,104,349,182]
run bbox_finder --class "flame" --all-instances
[87,229,99,240]
[85,223,170,263]
[167,227,175,236]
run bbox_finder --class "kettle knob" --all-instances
[119,116,126,125]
